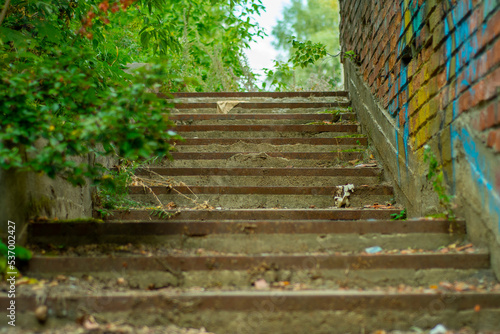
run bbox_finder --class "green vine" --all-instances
[289,38,328,69]
[423,145,455,220]
[343,50,357,62]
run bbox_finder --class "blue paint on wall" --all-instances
[451,127,500,228]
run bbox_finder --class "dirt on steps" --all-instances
[9,92,500,333]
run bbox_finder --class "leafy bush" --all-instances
[0,42,179,185]
[1,0,263,185]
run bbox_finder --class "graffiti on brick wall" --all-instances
[388,0,500,227]
[389,0,426,182]
[442,0,500,228]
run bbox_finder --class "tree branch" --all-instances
[0,0,11,27]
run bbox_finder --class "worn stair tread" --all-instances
[128,184,393,195]
[102,208,402,221]
[170,113,355,121]
[173,102,351,109]
[135,167,380,177]
[166,91,350,99]
[29,219,466,236]
[169,152,364,160]
[172,137,366,145]
[5,290,500,312]
[174,124,357,132]
[25,252,490,273]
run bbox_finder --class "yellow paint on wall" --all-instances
[404,0,413,46]
[408,81,414,99]
[419,103,430,128]
[418,89,428,109]
[424,65,431,83]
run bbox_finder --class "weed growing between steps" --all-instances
[95,159,215,219]
[94,161,145,218]
[391,209,407,220]
[423,146,456,221]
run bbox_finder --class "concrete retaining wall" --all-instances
[0,146,116,244]
[339,0,500,276]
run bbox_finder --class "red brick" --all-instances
[390,34,398,51]
[487,129,500,152]
[489,38,500,70]
[408,60,419,80]
[459,90,472,113]
[412,70,421,89]
[422,46,433,64]
[480,103,500,130]
[401,89,408,105]
[483,9,500,48]
[468,6,481,33]
[485,67,500,101]
[470,80,486,109]
[439,89,449,110]
[389,53,396,71]
[496,169,500,193]
[457,71,470,95]
[437,70,447,90]
[369,70,377,86]
[383,94,389,109]
[487,130,497,147]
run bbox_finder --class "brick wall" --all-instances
[339,0,500,274]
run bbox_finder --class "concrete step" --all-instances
[22,252,489,289]
[171,107,350,114]
[28,219,465,250]
[135,176,380,187]
[173,102,350,111]
[136,167,379,177]
[172,137,366,146]
[174,124,359,139]
[8,289,500,333]
[166,150,365,168]
[134,167,381,186]
[160,153,366,168]
[170,113,356,125]
[166,91,350,100]
[128,185,393,209]
[101,208,402,221]
[173,143,365,153]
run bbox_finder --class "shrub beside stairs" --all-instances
[6,92,500,333]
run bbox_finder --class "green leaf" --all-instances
[33,21,62,44]
[0,27,31,48]
[14,246,32,261]
[0,242,7,257]
[0,257,6,274]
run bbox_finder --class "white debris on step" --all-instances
[333,184,355,208]
[217,101,244,114]
[365,246,382,254]
[429,324,447,334]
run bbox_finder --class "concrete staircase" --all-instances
[9,92,500,333]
